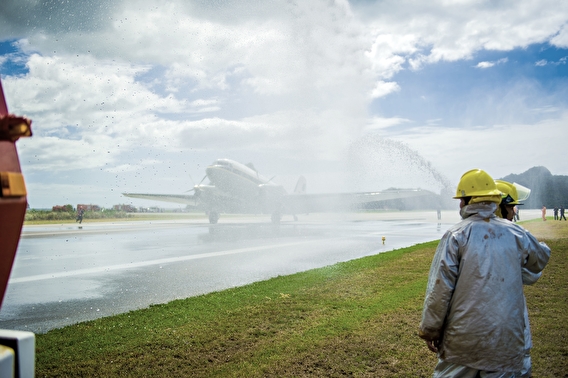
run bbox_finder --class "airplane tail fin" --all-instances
[294,176,307,194]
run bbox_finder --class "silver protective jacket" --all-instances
[522,267,541,353]
[419,202,550,372]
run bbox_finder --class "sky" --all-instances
[1,0,567,209]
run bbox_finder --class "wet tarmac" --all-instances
[0,210,542,333]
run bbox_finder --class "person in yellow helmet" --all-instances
[494,180,531,222]
[419,169,550,377]
[495,180,541,377]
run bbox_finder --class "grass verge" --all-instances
[35,222,567,377]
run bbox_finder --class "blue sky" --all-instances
[1,0,567,208]
[374,44,568,125]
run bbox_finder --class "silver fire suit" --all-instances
[419,202,550,373]
[520,267,541,377]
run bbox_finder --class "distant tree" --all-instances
[52,204,74,212]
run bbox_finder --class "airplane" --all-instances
[123,158,432,224]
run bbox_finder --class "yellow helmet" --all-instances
[453,169,501,198]
[495,180,531,205]
[495,180,519,205]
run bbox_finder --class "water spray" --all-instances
[347,134,455,209]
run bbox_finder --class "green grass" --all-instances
[34,223,568,377]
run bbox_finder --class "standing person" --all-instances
[495,180,541,377]
[419,169,550,377]
[542,205,547,221]
[553,207,559,220]
[560,206,567,221]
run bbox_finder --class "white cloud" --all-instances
[16,0,373,106]
[476,61,495,68]
[358,0,568,67]
[370,81,401,98]
[3,53,193,171]
[536,56,568,66]
[550,23,568,47]
[363,116,411,132]
[4,54,183,125]
[365,33,419,79]
[528,105,561,114]
[18,135,116,172]
[476,57,508,68]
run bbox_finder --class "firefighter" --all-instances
[495,180,540,377]
[419,169,550,377]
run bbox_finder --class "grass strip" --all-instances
[35,222,567,377]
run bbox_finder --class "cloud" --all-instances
[3,52,219,180]
[370,81,401,98]
[357,0,568,67]
[18,134,117,173]
[363,116,411,132]
[535,56,567,67]
[12,0,373,105]
[476,57,508,68]
[365,33,419,91]
[550,23,568,47]
[2,1,378,176]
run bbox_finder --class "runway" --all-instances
[0,210,541,333]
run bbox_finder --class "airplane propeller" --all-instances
[185,174,207,193]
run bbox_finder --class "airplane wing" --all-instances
[283,188,435,213]
[122,193,198,207]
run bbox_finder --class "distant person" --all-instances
[495,180,542,377]
[76,208,84,224]
[514,206,520,222]
[419,169,550,377]
[560,206,566,221]
[553,207,559,220]
[436,208,441,220]
[542,205,547,221]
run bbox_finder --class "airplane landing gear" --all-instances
[208,211,219,224]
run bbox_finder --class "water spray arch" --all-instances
[346,134,454,209]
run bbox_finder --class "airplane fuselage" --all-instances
[198,159,286,217]
[205,159,271,200]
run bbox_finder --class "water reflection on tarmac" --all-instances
[0,210,541,333]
